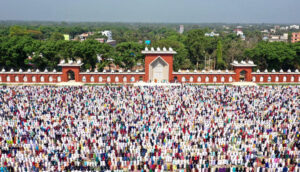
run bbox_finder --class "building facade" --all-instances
[0,47,299,84]
[291,32,300,43]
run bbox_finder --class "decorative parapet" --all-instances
[231,60,256,67]
[58,59,83,67]
[252,69,300,74]
[141,47,177,54]
[0,68,62,74]
[173,69,235,75]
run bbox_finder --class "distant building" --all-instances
[179,25,184,34]
[280,26,288,30]
[95,38,106,43]
[290,25,300,30]
[274,25,280,30]
[63,34,70,41]
[270,29,276,33]
[261,29,269,33]
[101,30,113,40]
[79,33,90,41]
[291,32,300,43]
[233,28,245,40]
[269,33,288,42]
[205,32,219,37]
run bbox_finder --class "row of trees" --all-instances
[0,25,299,71]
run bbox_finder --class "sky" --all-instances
[0,0,299,23]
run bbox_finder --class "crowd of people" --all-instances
[0,85,299,171]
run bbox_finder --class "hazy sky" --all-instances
[0,0,299,23]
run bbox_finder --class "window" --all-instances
[90,76,94,82]
[40,76,44,82]
[205,76,209,82]
[213,76,217,82]
[0,76,2,82]
[15,76,19,82]
[57,76,61,82]
[283,76,287,82]
[107,76,111,82]
[275,76,279,82]
[189,77,193,82]
[260,76,264,82]
[32,76,36,82]
[291,76,294,82]
[123,77,127,82]
[252,76,256,82]
[197,77,201,82]
[221,76,225,82]
[182,77,186,82]
[49,76,53,82]
[99,76,103,82]
[268,76,271,82]
[115,76,119,82]
[229,76,233,82]
[23,76,27,82]
[82,76,86,82]
[6,76,10,82]
[130,76,135,82]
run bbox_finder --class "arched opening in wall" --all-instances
[40,76,45,82]
[67,70,75,81]
[6,76,10,82]
[252,76,256,82]
[205,76,209,82]
[15,76,19,82]
[174,76,178,82]
[82,76,86,82]
[130,77,135,82]
[221,76,225,82]
[213,76,217,82]
[275,76,279,82]
[189,76,194,82]
[267,76,271,82]
[139,76,143,82]
[123,77,127,82]
[260,76,264,82]
[32,76,36,82]
[197,77,201,82]
[107,76,111,83]
[99,76,103,82]
[283,76,287,82]
[291,76,294,82]
[115,76,120,82]
[90,76,95,82]
[182,77,186,82]
[239,70,247,81]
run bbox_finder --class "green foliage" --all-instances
[216,40,225,69]
[50,32,64,41]
[0,23,299,72]
[245,42,297,70]
[114,42,144,70]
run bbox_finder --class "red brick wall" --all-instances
[233,67,253,82]
[61,66,81,82]
[144,54,173,82]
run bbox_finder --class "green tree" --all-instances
[114,42,144,70]
[216,40,225,69]
[245,42,297,70]
[50,32,64,41]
